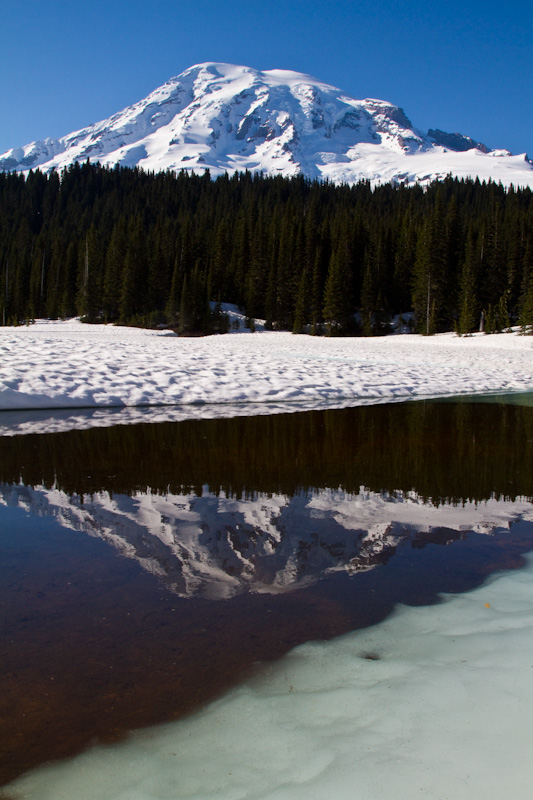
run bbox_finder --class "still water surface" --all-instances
[1,397,533,790]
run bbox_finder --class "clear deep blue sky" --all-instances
[1,0,532,157]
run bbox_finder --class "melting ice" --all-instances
[5,548,533,799]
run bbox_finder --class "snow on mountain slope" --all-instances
[2,62,532,187]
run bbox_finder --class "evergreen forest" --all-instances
[1,161,533,335]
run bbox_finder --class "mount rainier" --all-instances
[2,62,532,187]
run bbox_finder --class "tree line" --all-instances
[1,161,532,335]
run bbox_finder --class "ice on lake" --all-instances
[6,552,533,800]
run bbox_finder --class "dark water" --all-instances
[1,398,533,789]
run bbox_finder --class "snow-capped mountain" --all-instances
[2,62,533,187]
[2,482,531,599]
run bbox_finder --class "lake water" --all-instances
[1,397,533,797]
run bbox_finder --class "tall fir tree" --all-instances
[322,249,352,335]
[457,228,480,335]
[412,199,447,334]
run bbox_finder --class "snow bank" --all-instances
[7,552,533,800]
[1,319,533,434]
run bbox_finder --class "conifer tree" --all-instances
[179,262,209,333]
[518,240,533,333]
[165,254,182,326]
[0,259,10,326]
[361,226,389,335]
[412,199,447,334]
[310,244,328,334]
[244,210,267,321]
[120,216,148,323]
[393,206,417,312]
[292,266,311,334]
[274,211,297,329]
[103,218,127,321]
[483,198,507,305]
[28,230,47,320]
[497,291,510,332]
[75,225,103,322]
[59,241,79,319]
[457,229,479,335]
[323,249,352,335]
[147,219,173,314]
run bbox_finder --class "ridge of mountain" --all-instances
[2,62,532,187]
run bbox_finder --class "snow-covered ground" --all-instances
[1,318,533,435]
[6,550,533,800]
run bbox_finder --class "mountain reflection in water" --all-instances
[3,483,533,600]
[1,398,533,789]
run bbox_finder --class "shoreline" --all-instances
[1,319,533,435]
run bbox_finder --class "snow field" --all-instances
[7,553,533,800]
[1,320,533,434]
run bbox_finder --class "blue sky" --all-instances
[1,0,532,157]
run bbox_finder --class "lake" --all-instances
[1,396,533,798]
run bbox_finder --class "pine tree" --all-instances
[361,226,389,335]
[103,218,127,321]
[120,216,148,323]
[323,249,352,335]
[518,240,533,333]
[165,254,182,325]
[274,210,297,329]
[457,229,479,335]
[179,262,209,333]
[497,291,510,332]
[310,243,328,334]
[244,210,267,321]
[292,267,311,334]
[393,205,417,312]
[412,199,447,334]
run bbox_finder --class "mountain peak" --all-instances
[2,62,532,187]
